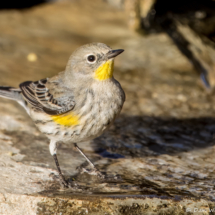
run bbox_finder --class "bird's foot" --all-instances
[60,179,76,189]
[56,175,79,189]
[78,166,105,179]
[49,172,78,189]
[77,166,122,183]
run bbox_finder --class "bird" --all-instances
[0,43,125,188]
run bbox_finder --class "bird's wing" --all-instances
[19,78,75,115]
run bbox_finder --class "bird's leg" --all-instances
[74,143,105,179]
[52,154,69,187]
[49,140,69,188]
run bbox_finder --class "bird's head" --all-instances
[65,43,124,84]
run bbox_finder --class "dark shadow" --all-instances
[143,0,215,38]
[0,0,49,9]
[94,115,215,158]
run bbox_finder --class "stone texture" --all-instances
[0,0,215,214]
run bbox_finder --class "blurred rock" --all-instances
[177,24,215,88]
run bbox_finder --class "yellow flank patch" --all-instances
[51,112,79,127]
[94,60,114,81]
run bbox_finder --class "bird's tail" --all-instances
[0,86,30,113]
[0,86,23,101]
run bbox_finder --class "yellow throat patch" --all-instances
[51,112,79,127]
[94,59,114,81]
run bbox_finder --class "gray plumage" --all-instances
[0,43,125,187]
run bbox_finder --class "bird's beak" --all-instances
[106,49,124,60]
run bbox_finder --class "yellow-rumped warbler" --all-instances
[0,43,125,187]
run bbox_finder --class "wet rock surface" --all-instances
[1,0,215,214]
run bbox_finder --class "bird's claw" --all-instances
[78,166,105,179]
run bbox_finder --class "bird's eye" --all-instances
[87,55,96,63]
